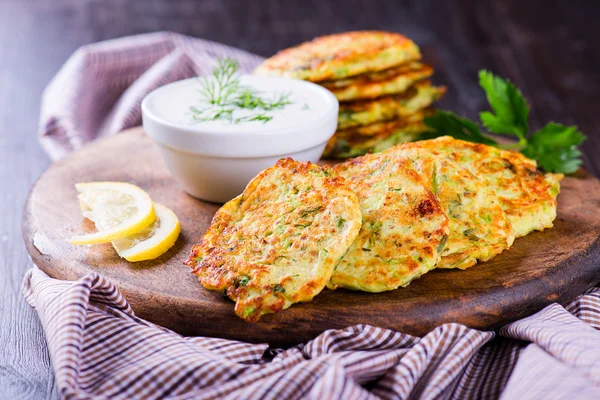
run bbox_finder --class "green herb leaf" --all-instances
[463,228,480,241]
[436,234,448,253]
[521,123,586,173]
[237,275,250,287]
[419,70,586,174]
[421,110,498,145]
[189,57,293,124]
[478,70,529,141]
[431,163,439,195]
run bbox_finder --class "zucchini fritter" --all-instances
[329,155,449,292]
[186,158,362,322]
[323,111,430,159]
[321,62,434,102]
[384,144,515,270]
[409,136,561,238]
[254,31,421,82]
[338,81,445,129]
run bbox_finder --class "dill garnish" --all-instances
[189,58,293,125]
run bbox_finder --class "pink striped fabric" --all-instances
[22,268,600,399]
[33,32,600,399]
[39,32,263,160]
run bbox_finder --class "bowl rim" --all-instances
[141,75,339,158]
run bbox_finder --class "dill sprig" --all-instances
[199,58,240,106]
[190,58,293,125]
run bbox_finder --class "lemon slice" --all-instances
[70,182,156,245]
[111,203,180,262]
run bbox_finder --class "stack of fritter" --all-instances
[254,31,445,159]
[187,137,562,322]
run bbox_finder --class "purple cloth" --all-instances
[39,32,263,160]
[22,268,600,399]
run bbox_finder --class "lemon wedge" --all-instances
[111,203,180,262]
[70,182,156,245]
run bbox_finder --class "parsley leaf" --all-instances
[419,70,585,174]
[521,123,586,173]
[478,70,529,141]
[422,110,499,145]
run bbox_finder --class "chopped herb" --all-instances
[273,284,285,293]
[370,221,383,235]
[299,206,324,218]
[338,109,355,121]
[233,89,291,111]
[189,58,293,125]
[234,114,273,124]
[437,234,448,253]
[463,229,479,241]
[237,275,250,287]
[377,158,391,172]
[448,194,463,217]
[242,307,256,318]
[377,255,395,264]
[337,217,346,229]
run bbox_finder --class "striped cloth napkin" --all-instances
[23,268,600,399]
[31,32,600,399]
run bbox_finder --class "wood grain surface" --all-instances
[2,0,600,397]
[22,128,600,345]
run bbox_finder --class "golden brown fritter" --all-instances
[406,136,561,238]
[329,154,449,292]
[338,81,445,129]
[254,31,421,82]
[321,62,434,102]
[384,142,515,270]
[186,158,362,322]
[323,110,431,159]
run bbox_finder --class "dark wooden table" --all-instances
[1,0,599,398]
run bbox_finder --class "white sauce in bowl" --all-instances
[144,75,336,135]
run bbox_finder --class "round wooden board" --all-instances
[23,128,600,346]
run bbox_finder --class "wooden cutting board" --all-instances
[22,128,600,345]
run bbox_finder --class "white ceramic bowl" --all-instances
[142,75,339,203]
